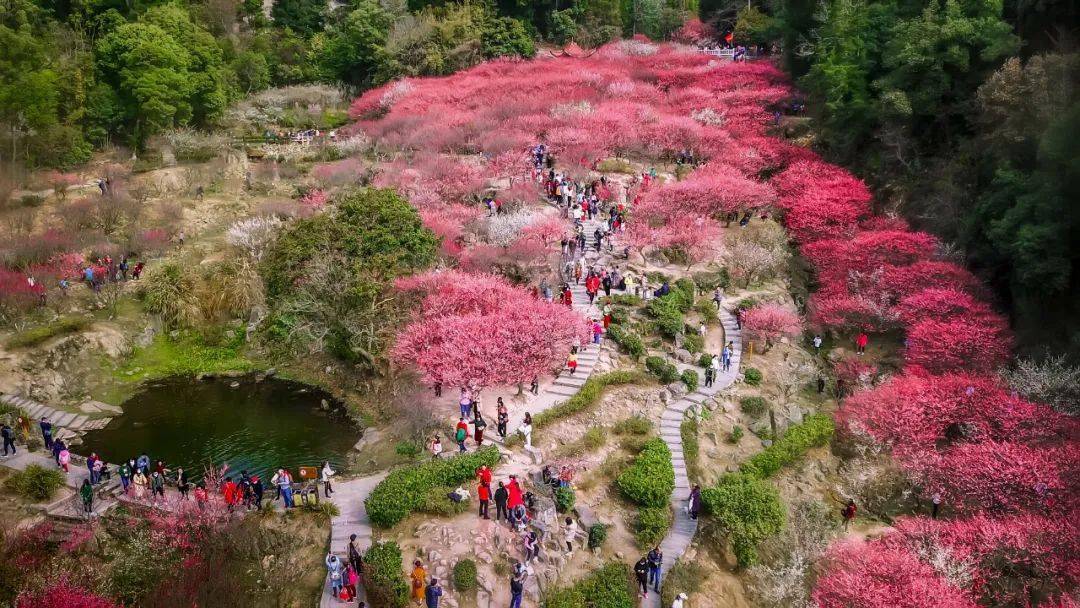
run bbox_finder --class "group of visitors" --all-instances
[81,255,144,293]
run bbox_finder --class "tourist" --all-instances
[348,534,364,576]
[931,492,942,519]
[58,445,70,473]
[80,479,93,515]
[343,562,359,601]
[812,334,823,353]
[321,461,335,497]
[176,467,190,499]
[523,530,540,562]
[720,345,731,373]
[477,481,491,519]
[567,347,578,375]
[251,474,263,509]
[278,469,295,508]
[688,484,702,520]
[132,261,144,280]
[724,342,734,371]
[634,555,650,598]
[592,319,604,345]
[841,499,857,531]
[87,453,98,484]
[51,438,65,465]
[494,481,509,521]
[497,402,509,438]
[704,362,715,387]
[563,517,578,554]
[325,554,344,601]
[132,469,148,500]
[39,417,52,450]
[818,376,827,393]
[223,476,239,511]
[136,453,150,475]
[518,413,533,449]
[459,388,473,419]
[477,464,492,486]
[411,560,427,602]
[150,471,165,504]
[429,435,443,460]
[855,332,868,355]
[425,578,443,608]
[647,546,663,593]
[1,422,15,456]
[194,482,208,510]
[455,418,468,453]
[473,410,487,445]
[509,573,524,608]
[118,460,132,493]
[672,592,689,608]
[93,457,106,485]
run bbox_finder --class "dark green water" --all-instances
[79,376,359,480]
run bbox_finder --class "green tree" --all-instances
[271,0,326,37]
[482,16,535,58]
[316,0,392,86]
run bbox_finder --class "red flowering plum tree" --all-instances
[904,316,1012,375]
[742,303,801,352]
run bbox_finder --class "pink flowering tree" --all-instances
[904,316,1012,374]
[16,581,119,608]
[46,171,81,201]
[741,303,801,352]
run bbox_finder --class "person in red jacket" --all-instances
[222,477,240,512]
[477,465,493,487]
[506,475,524,510]
[855,332,869,354]
[477,482,491,519]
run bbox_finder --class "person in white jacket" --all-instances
[563,517,579,554]
[321,461,335,497]
[672,592,688,608]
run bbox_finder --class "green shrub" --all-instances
[727,426,744,443]
[741,414,835,479]
[582,524,607,551]
[6,316,91,349]
[744,368,763,386]
[647,297,685,339]
[694,299,719,324]
[583,427,606,450]
[645,356,679,384]
[735,297,759,315]
[543,562,634,608]
[366,447,499,527]
[619,434,650,452]
[608,307,629,326]
[672,278,696,311]
[682,333,704,354]
[601,294,643,306]
[607,325,645,359]
[5,464,65,501]
[453,559,477,591]
[680,369,699,391]
[660,559,705,608]
[419,486,470,517]
[533,371,649,429]
[364,542,409,608]
[19,194,44,207]
[692,268,730,291]
[595,158,636,174]
[739,396,768,417]
[616,438,674,508]
[697,353,715,368]
[634,506,672,547]
[394,441,422,457]
[612,416,652,435]
[554,486,576,513]
[301,500,341,520]
[681,417,700,481]
[701,474,786,568]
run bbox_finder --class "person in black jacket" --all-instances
[634,556,650,598]
[494,481,509,521]
[509,574,524,608]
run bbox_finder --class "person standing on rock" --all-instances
[634,555,650,598]
[424,577,443,608]
[517,414,533,449]
[497,402,509,438]
[647,546,663,593]
[118,460,132,494]
[411,560,427,602]
[478,481,491,519]
[494,481,509,522]
[509,572,524,608]
[39,417,53,450]
[132,469,148,500]
[563,517,579,554]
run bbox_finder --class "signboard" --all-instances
[298,466,319,480]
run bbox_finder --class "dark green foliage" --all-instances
[587,523,608,549]
[682,333,704,354]
[694,299,719,324]
[645,356,679,384]
[6,317,91,348]
[481,16,536,59]
[692,268,730,291]
[680,368,699,391]
[554,486,576,513]
[672,278,696,310]
[271,0,326,37]
[364,542,410,608]
[4,464,65,501]
[740,414,834,479]
[739,396,768,417]
[316,1,392,87]
[634,506,672,547]
[744,368,763,386]
[646,297,685,339]
[606,324,645,359]
[394,441,422,457]
[727,425,744,444]
[697,353,715,368]
[616,438,674,508]
[543,562,635,608]
[419,485,470,517]
[366,447,500,527]
[701,474,785,567]
[453,559,477,591]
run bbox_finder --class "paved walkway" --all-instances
[649,305,742,608]
[0,393,114,443]
[318,472,388,608]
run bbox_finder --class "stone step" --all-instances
[53,412,77,427]
[68,415,89,430]
[546,385,579,397]
[553,376,587,389]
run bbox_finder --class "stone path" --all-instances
[0,451,119,519]
[0,393,114,444]
[318,471,388,608]
[649,305,742,608]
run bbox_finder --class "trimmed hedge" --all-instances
[533,370,649,429]
[634,506,672,547]
[363,542,409,608]
[680,417,700,482]
[543,562,635,608]
[366,447,499,527]
[645,356,679,384]
[647,297,684,338]
[740,414,835,479]
[616,438,674,508]
[701,473,785,568]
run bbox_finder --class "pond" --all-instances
[78,376,360,481]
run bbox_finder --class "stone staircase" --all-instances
[0,393,114,443]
